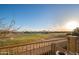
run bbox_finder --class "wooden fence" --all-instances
[1,36,79,55]
[0,38,67,55]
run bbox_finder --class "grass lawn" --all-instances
[0,32,67,47]
[0,33,50,47]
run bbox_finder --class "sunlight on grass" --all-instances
[0,34,50,47]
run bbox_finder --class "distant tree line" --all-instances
[67,27,79,36]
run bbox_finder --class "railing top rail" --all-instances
[53,40,67,44]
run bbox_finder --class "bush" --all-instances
[72,27,79,36]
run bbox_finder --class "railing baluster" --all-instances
[47,42,50,55]
[30,45,31,55]
[44,42,47,55]
[16,47,19,55]
[25,45,27,55]
[0,49,1,55]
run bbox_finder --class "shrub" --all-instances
[72,27,79,36]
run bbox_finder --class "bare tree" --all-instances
[0,17,21,39]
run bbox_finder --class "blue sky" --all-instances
[0,4,79,31]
